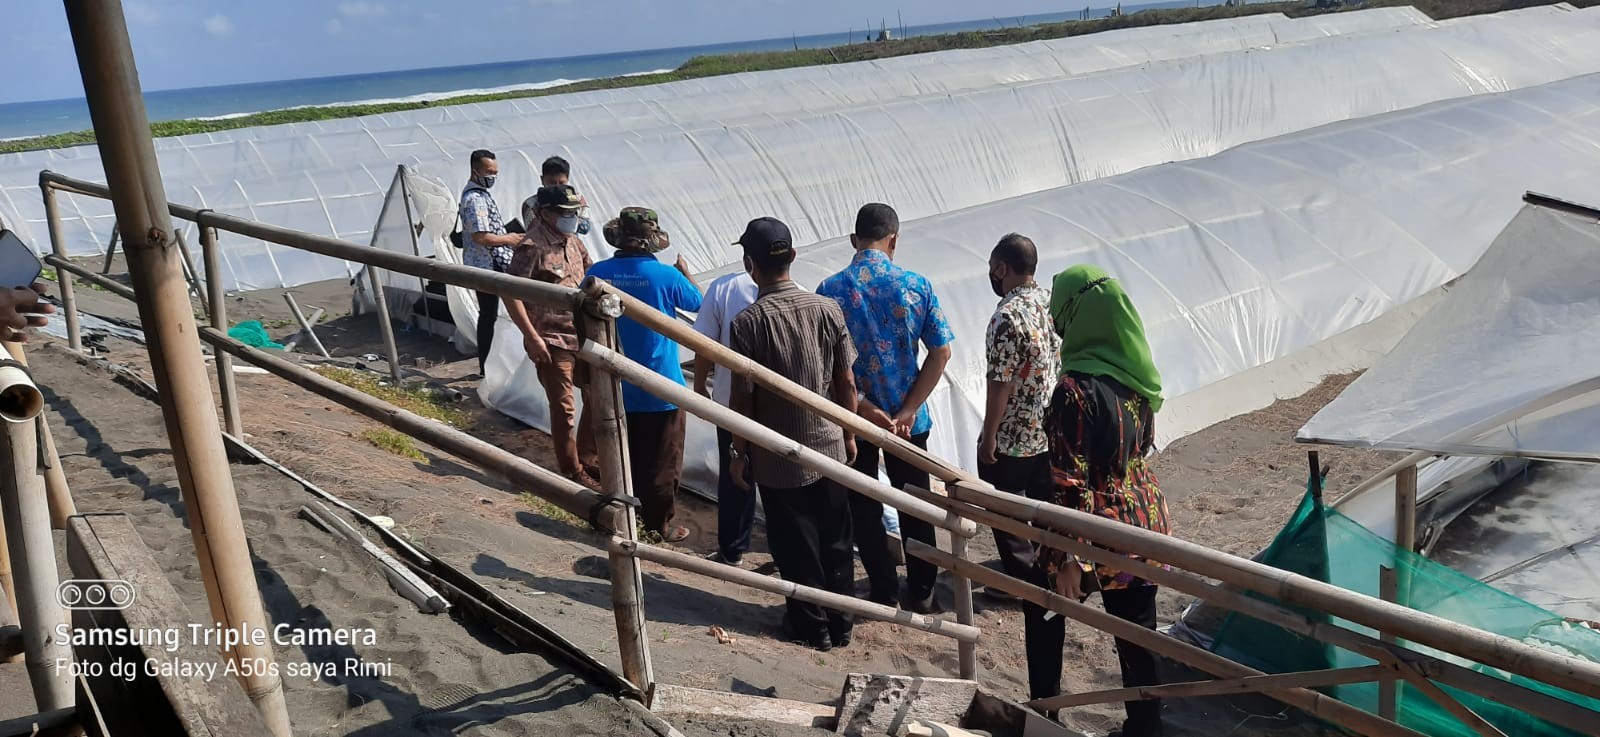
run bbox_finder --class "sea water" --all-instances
[0,2,1204,141]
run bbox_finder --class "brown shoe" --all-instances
[568,472,602,492]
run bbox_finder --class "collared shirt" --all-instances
[730,281,857,489]
[691,272,761,406]
[508,221,592,351]
[459,184,512,273]
[986,281,1061,457]
[816,249,954,436]
[586,252,703,414]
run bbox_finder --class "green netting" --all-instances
[1211,480,1600,736]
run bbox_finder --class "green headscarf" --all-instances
[1050,264,1164,411]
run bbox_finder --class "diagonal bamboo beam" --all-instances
[1395,662,1509,737]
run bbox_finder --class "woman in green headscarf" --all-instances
[1033,264,1171,737]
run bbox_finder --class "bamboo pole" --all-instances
[364,167,405,383]
[1,344,74,529]
[200,224,243,438]
[908,541,1429,737]
[282,293,330,359]
[1041,665,1391,709]
[0,498,17,665]
[945,481,1600,702]
[100,219,120,274]
[1395,464,1418,555]
[1394,662,1509,737]
[897,484,1600,735]
[43,257,134,301]
[0,364,71,710]
[577,341,975,538]
[173,228,208,310]
[951,534,977,679]
[611,537,981,644]
[198,326,623,532]
[1379,566,1399,722]
[62,4,290,732]
[38,185,80,353]
[578,301,654,695]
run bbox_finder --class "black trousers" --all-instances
[760,480,855,641]
[715,428,757,560]
[849,432,937,605]
[476,291,499,375]
[978,454,1062,700]
[1028,584,1163,730]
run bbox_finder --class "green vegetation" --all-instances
[520,491,586,528]
[360,428,427,462]
[315,366,465,427]
[3,0,1593,156]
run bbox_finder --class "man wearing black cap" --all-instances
[505,184,599,487]
[725,217,859,651]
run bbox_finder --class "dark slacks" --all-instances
[626,409,686,534]
[475,291,499,375]
[978,453,1061,699]
[1027,583,1163,729]
[849,432,938,605]
[760,480,855,641]
[715,428,757,560]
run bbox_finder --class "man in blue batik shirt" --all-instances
[816,203,954,614]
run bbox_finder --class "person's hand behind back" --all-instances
[0,282,54,342]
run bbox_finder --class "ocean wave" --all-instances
[189,68,676,123]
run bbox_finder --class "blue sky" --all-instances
[3,0,1081,104]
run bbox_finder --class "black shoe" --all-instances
[782,616,832,651]
[830,628,853,648]
[902,594,945,615]
[705,551,744,567]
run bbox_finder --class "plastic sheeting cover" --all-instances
[7,7,1593,292]
[1297,203,1600,462]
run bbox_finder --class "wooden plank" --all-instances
[835,674,978,737]
[652,684,834,728]
[1030,665,1390,709]
[1379,566,1400,721]
[67,514,274,737]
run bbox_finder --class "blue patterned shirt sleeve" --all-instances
[918,278,955,350]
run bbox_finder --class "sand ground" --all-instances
[0,275,1399,735]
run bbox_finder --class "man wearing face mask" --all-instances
[978,233,1061,697]
[505,185,600,487]
[541,156,593,236]
[586,208,702,543]
[459,149,523,374]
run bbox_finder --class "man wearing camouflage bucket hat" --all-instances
[586,207,703,543]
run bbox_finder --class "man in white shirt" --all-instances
[692,270,761,566]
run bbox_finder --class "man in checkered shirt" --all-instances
[459,149,524,374]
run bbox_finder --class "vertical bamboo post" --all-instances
[1394,464,1418,554]
[396,167,434,328]
[1,344,74,528]
[0,507,17,664]
[200,223,242,438]
[0,370,72,710]
[39,185,81,353]
[579,292,655,695]
[366,167,405,384]
[1379,565,1400,721]
[63,3,291,734]
[951,534,977,679]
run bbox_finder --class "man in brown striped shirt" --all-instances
[726,217,859,651]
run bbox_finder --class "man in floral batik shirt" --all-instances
[976,234,1063,699]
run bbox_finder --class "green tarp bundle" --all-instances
[1211,483,1600,736]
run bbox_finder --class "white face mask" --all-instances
[555,214,581,234]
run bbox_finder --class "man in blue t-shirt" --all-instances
[586,208,703,543]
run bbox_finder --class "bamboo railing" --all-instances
[33,167,1600,736]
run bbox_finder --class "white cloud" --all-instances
[203,14,232,36]
[325,18,344,35]
[338,1,389,18]
[123,1,159,25]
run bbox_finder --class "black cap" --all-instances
[534,184,582,210]
[733,217,793,258]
